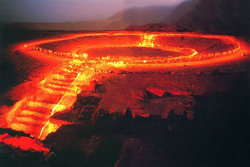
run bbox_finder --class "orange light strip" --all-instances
[38,72,81,140]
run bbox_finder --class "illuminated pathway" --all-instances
[0,31,247,152]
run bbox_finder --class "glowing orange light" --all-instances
[1,31,248,152]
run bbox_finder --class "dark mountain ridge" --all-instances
[175,0,250,36]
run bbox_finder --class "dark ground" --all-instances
[0,72,249,167]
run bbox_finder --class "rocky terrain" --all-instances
[1,65,249,167]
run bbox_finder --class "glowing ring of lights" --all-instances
[20,31,243,68]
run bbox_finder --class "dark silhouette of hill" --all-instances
[125,23,190,32]
[104,6,174,30]
[174,0,250,36]
[163,0,199,24]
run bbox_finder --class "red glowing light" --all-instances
[0,31,248,152]
[0,133,49,152]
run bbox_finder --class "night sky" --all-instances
[0,0,186,23]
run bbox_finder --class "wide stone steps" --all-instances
[8,67,83,138]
